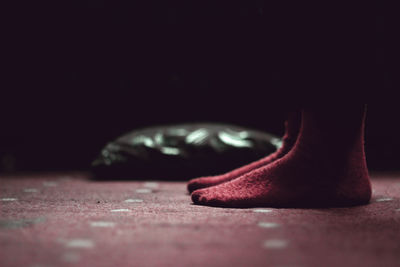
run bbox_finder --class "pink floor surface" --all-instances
[1,172,400,267]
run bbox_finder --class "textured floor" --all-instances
[1,172,400,267]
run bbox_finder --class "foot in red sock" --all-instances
[187,112,301,193]
[191,105,372,208]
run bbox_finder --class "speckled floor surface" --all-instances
[1,172,400,267]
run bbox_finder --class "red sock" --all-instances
[191,105,372,208]
[187,111,301,193]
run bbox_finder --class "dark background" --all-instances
[2,1,397,173]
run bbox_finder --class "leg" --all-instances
[191,104,371,208]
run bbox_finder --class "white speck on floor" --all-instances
[1,198,17,201]
[258,222,280,228]
[62,252,81,262]
[143,182,159,188]
[124,199,144,203]
[111,209,130,212]
[263,239,288,249]
[376,197,393,202]
[136,188,152,194]
[65,239,94,249]
[43,181,58,187]
[24,188,38,193]
[253,209,273,213]
[90,221,116,227]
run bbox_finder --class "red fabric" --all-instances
[187,111,301,193]
[191,105,372,208]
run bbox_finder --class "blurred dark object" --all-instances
[1,2,397,174]
[91,123,280,180]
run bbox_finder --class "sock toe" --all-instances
[191,190,202,203]
[191,188,214,205]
